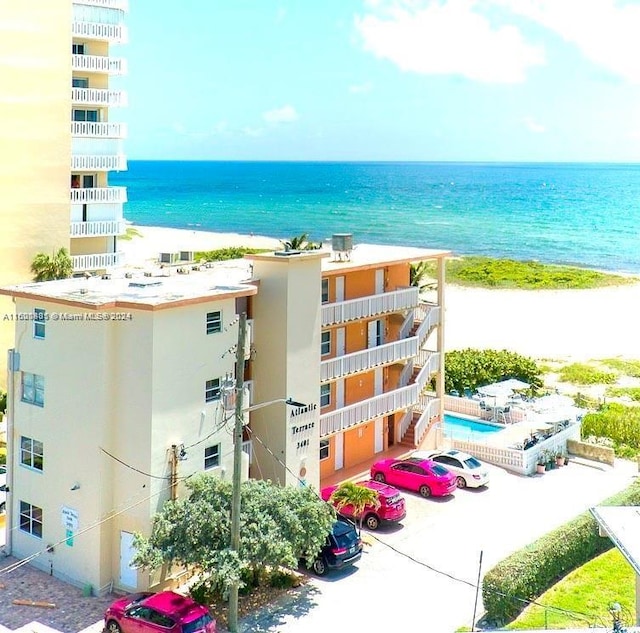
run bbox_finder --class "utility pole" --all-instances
[169,445,178,501]
[228,312,247,633]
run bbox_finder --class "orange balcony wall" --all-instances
[386,263,411,290]
[319,436,335,480]
[344,421,375,469]
[345,372,374,405]
[343,269,376,300]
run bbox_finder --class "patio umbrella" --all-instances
[533,394,574,412]
[477,378,530,398]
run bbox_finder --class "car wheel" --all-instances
[106,621,122,633]
[419,485,432,498]
[373,472,386,483]
[312,557,328,576]
[456,476,467,489]
[364,514,380,530]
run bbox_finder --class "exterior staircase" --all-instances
[400,411,421,447]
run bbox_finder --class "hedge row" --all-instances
[482,479,640,626]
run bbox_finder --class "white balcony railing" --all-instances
[414,351,440,392]
[399,302,440,341]
[413,395,441,446]
[74,0,129,10]
[72,87,127,107]
[72,121,127,139]
[320,385,418,437]
[321,338,418,382]
[72,54,127,75]
[72,21,127,43]
[72,155,127,171]
[322,287,419,327]
[72,251,124,271]
[70,220,126,238]
[70,187,127,204]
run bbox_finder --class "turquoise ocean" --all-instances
[111,161,640,274]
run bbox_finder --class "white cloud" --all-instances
[494,0,640,84]
[263,105,299,124]
[349,81,374,94]
[355,0,545,83]
[522,116,545,133]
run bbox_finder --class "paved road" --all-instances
[241,458,639,632]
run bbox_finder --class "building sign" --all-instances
[61,506,79,531]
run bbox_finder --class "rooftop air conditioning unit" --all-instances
[159,252,180,264]
[180,251,195,262]
[331,233,353,261]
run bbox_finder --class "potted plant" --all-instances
[545,450,555,470]
[536,455,546,475]
[555,451,565,467]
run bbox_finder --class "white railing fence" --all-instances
[412,396,440,445]
[72,251,124,271]
[72,21,127,43]
[72,54,127,75]
[70,220,125,237]
[70,186,127,203]
[71,121,127,138]
[71,155,127,171]
[72,87,128,107]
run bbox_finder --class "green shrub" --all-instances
[582,403,640,451]
[195,247,270,262]
[607,386,640,402]
[0,390,6,413]
[443,349,542,395]
[558,363,617,385]
[0,447,6,465]
[268,568,301,589]
[601,358,640,378]
[482,480,640,627]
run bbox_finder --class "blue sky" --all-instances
[116,0,640,162]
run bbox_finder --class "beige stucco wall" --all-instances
[567,439,615,466]
[250,252,324,490]
[6,290,246,592]
[0,1,73,387]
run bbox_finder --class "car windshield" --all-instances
[333,523,359,548]
[431,464,450,477]
[182,613,214,633]
[464,457,482,469]
[124,593,152,610]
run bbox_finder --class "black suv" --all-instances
[309,518,362,576]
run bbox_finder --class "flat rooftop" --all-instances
[0,260,256,309]
[590,506,640,576]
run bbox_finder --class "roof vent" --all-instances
[331,233,353,262]
[128,279,163,289]
[159,252,180,264]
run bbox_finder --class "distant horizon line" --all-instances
[123,159,640,165]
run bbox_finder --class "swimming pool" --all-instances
[443,413,505,441]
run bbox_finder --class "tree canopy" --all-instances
[329,481,379,531]
[30,247,73,282]
[132,475,335,594]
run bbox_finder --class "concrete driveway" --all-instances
[241,458,639,632]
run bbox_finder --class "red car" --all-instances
[104,591,216,633]
[370,457,456,498]
[321,479,406,530]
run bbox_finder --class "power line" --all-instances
[244,425,601,628]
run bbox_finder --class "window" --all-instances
[22,373,44,407]
[321,331,331,356]
[19,501,43,538]
[206,311,222,334]
[72,43,85,55]
[72,109,98,122]
[319,439,330,461]
[320,384,331,408]
[205,378,221,403]
[72,77,89,88]
[321,278,329,303]
[204,444,220,470]
[33,309,45,339]
[20,437,43,471]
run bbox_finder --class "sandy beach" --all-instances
[120,225,640,361]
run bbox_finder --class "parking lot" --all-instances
[243,458,639,632]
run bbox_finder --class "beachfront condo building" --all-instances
[0,237,447,592]
[0,0,128,384]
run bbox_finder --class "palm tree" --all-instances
[30,247,74,282]
[410,261,436,294]
[329,481,380,532]
[281,233,322,251]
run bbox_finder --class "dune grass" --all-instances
[602,358,640,377]
[195,247,271,261]
[607,386,640,401]
[558,363,617,385]
[423,256,635,290]
[506,548,635,630]
[119,226,142,241]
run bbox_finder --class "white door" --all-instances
[336,276,345,302]
[368,321,378,348]
[336,328,346,356]
[336,378,345,408]
[119,531,137,588]
[375,269,384,294]
[374,418,384,453]
[335,432,344,470]
[374,367,384,395]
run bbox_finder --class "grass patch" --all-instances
[195,247,271,262]
[607,386,640,401]
[506,548,635,630]
[558,363,617,385]
[423,257,635,290]
[119,226,142,241]
[602,358,640,377]
[582,403,640,458]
